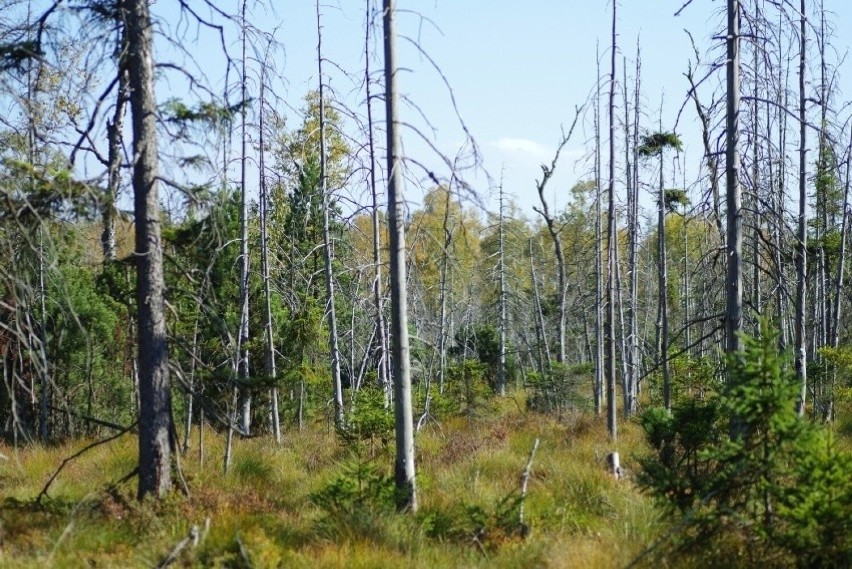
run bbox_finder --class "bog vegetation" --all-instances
[1,0,852,567]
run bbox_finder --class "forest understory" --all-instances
[2,395,661,569]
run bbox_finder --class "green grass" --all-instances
[0,392,664,568]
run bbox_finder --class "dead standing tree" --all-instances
[383,0,417,512]
[126,0,173,499]
[532,111,582,368]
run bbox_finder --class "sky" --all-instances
[152,0,852,221]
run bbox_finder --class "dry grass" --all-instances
[0,392,664,567]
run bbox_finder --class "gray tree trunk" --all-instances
[317,1,345,428]
[795,0,808,415]
[725,0,743,358]
[497,182,508,396]
[594,43,604,416]
[383,0,417,512]
[629,44,641,411]
[534,182,567,365]
[657,148,671,412]
[437,189,453,393]
[258,70,281,444]
[529,240,551,373]
[103,34,128,262]
[127,0,172,500]
[236,0,252,435]
[364,0,390,404]
[606,0,618,440]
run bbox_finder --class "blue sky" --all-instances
[154,1,852,220]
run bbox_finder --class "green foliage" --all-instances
[817,346,852,425]
[637,400,724,513]
[0,153,96,221]
[663,188,689,212]
[637,131,683,157]
[813,139,843,223]
[48,262,131,429]
[649,354,721,408]
[450,324,517,391]
[162,98,250,130]
[441,360,492,419]
[310,461,397,541]
[339,387,393,454]
[419,492,528,549]
[638,325,852,565]
[526,363,592,415]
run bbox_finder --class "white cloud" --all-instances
[490,137,552,161]
[483,137,589,214]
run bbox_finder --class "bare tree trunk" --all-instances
[620,53,631,416]
[437,188,452,393]
[831,134,852,348]
[774,84,791,349]
[657,147,671,412]
[533,114,581,366]
[795,0,808,415]
[497,181,508,396]
[182,309,201,454]
[534,180,567,365]
[725,0,743,358]
[614,225,631,415]
[127,0,172,500]
[37,230,49,441]
[383,0,417,512]
[594,43,604,416]
[317,1,345,429]
[103,36,128,262]
[529,239,551,373]
[751,36,763,329]
[236,0,252,435]
[827,147,851,422]
[606,0,618,440]
[364,0,390,404]
[629,43,641,409]
[258,70,281,444]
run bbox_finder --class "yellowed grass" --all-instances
[0,392,664,567]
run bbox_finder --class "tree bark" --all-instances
[126,0,172,500]
[383,0,417,512]
[657,148,671,411]
[364,0,390,404]
[795,0,808,415]
[605,0,618,440]
[103,33,128,262]
[594,42,604,416]
[258,67,281,444]
[236,0,252,435]
[725,0,743,358]
[629,44,641,412]
[497,181,508,396]
[317,1,345,429]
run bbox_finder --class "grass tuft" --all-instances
[0,392,667,567]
